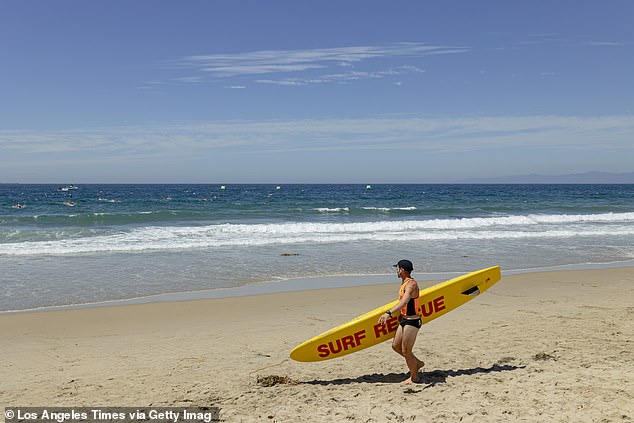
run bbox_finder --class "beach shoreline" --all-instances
[1,267,633,422]
[3,259,634,315]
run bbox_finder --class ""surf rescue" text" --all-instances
[316,295,446,358]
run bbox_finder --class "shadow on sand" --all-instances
[303,363,525,388]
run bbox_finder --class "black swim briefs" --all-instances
[399,317,422,329]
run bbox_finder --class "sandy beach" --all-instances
[1,267,633,422]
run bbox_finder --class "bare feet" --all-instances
[401,360,425,384]
[401,376,420,384]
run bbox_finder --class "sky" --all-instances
[1,0,633,183]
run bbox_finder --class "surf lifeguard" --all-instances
[377,259,426,384]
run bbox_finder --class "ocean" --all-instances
[1,183,633,312]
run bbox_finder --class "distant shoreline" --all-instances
[2,178,634,185]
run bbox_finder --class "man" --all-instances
[378,259,425,384]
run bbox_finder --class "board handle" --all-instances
[461,286,481,296]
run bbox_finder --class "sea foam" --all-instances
[2,212,633,256]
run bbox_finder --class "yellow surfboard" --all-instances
[290,266,501,362]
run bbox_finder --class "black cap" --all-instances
[393,259,413,272]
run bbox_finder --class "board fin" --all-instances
[461,285,480,296]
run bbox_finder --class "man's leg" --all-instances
[392,325,404,356]
[400,325,424,383]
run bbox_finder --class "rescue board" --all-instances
[290,265,501,362]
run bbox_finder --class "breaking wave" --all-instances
[1,212,633,256]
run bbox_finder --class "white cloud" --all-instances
[587,41,625,47]
[183,43,457,67]
[2,115,633,158]
[255,79,307,86]
[200,64,325,77]
[255,65,424,86]
[169,43,463,86]
[174,76,203,84]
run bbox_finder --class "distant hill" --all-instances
[473,171,634,184]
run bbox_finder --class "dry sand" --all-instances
[1,267,633,422]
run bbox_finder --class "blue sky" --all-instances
[1,1,633,183]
